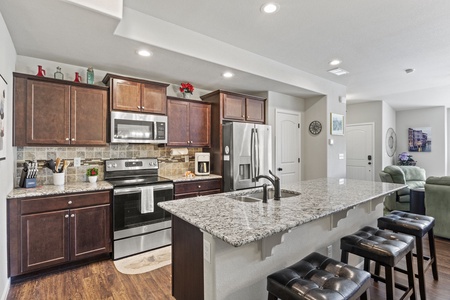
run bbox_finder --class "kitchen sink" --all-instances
[229,190,300,202]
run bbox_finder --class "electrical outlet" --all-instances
[339,153,344,160]
[185,155,189,163]
[74,157,81,167]
[327,245,333,257]
[204,240,211,263]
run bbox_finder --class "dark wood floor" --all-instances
[7,236,450,299]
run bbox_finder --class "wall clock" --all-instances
[385,127,397,157]
[309,121,322,135]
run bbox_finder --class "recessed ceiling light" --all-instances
[261,3,279,14]
[405,68,415,74]
[137,49,152,57]
[329,59,342,66]
[222,72,234,78]
[328,67,349,76]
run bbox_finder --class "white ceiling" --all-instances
[2,0,450,110]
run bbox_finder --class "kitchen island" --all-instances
[159,178,405,300]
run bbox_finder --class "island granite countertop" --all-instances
[159,178,405,247]
[7,181,113,199]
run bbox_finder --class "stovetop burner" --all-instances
[104,158,172,187]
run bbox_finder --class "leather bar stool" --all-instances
[378,211,438,300]
[340,226,416,300]
[267,252,371,300]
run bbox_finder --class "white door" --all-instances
[346,123,374,181]
[275,109,301,184]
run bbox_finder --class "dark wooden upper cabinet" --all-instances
[167,97,211,147]
[103,73,169,114]
[70,86,108,145]
[110,78,141,112]
[26,80,71,145]
[223,94,245,121]
[246,98,265,123]
[13,73,108,146]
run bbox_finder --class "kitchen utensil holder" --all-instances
[53,172,65,186]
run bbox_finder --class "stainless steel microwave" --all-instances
[110,111,167,144]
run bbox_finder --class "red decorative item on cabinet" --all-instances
[74,72,82,83]
[36,65,46,77]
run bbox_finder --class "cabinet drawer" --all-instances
[21,191,111,214]
[174,179,221,194]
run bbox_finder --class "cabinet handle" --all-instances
[242,115,245,118]
[137,106,141,109]
[141,106,145,109]
[191,141,193,144]
[65,138,69,141]
[71,138,75,141]
[71,214,75,218]
[68,201,72,204]
[65,214,69,218]
[187,141,190,144]
[198,185,201,189]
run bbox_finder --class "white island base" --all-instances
[202,198,383,300]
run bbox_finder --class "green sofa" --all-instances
[379,165,426,211]
[425,176,450,239]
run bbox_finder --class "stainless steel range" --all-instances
[104,158,173,259]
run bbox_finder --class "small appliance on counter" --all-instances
[195,153,210,176]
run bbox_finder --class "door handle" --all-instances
[277,168,283,171]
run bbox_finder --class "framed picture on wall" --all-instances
[408,127,431,152]
[330,113,344,135]
[0,74,6,161]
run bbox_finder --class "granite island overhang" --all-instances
[159,178,405,300]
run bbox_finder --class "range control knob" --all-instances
[107,163,112,168]
[113,163,117,168]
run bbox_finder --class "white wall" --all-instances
[382,102,396,168]
[0,11,17,300]
[397,107,447,176]
[346,102,382,181]
[303,96,328,179]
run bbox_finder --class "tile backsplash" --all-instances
[15,144,201,187]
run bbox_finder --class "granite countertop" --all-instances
[165,174,222,182]
[159,178,405,247]
[7,181,113,199]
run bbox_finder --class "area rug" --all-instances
[113,246,171,275]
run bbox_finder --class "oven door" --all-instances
[113,183,173,234]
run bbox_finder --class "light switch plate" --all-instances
[339,153,344,160]
[74,157,81,167]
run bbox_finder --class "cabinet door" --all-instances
[223,94,245,121]
[189,102,210,147]
[26,80,70,145]
[71,87,108,145]
[21,210,70,273]
[111,78,141,112]
[141,83,167,115]
[246,98,265,123]
[167,100,190,146]
[70,204,111,261]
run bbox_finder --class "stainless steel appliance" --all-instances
[195,152,210,176]
[104,158,173,259]
[223,122,272,191]
[110,111,167,144]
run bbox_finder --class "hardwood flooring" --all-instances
[7,236,450,300]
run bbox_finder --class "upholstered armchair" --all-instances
[379,165,426,211]
[424,176,450,239]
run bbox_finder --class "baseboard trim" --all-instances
[0,278,10,300]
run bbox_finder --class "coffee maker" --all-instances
[195,153,210,176]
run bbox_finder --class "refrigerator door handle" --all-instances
[250,128,255,181]
[255,128,260,176]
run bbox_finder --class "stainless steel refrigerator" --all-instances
[223,122,273,191]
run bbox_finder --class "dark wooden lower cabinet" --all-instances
[172,216,204,300]
[174,178,221,199]
[8,190,111,278]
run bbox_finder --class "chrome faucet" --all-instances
[255,170,281,200]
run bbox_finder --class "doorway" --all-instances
[346,123,375,181]
[275,109,301,184]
